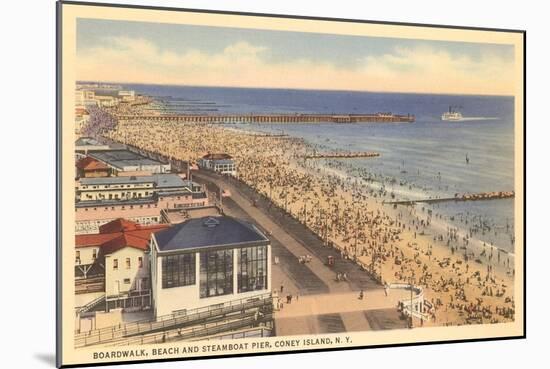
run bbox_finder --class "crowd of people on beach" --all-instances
[89,100,517,327]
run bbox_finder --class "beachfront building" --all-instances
[75,174,209,234]
[75,218,169,312]
[118,90,136,102]
[198,153,237,176]
[76,157,110,178]
[150,216,271,317]
[75,107,90,135]
[89,149,171,175]
[94,95,119,108]
[75,174,202,202]
[75,89,96,107]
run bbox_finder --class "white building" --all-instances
[75,219,170,312]
[198,153,237,176]
[150,216,271,317]
[118,90,136,102]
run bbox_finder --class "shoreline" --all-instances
[96,98,516,326]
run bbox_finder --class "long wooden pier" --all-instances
[303,151,380,159]
[387,191,514,205]
[116,112,415,124]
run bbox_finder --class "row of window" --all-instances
[83,191,150,200]
[80,184,153,190]
[113,256,144,270]
[78,204,158,211]
[160,246,268,298]
[161,254,195,288]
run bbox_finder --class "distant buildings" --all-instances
[118,90,135,102]
[75,85,138,134]
[75,108,90,135]
[75,85,136,108]
[150,216,271,317]
[198,153,237,176]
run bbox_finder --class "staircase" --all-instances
[76,294,105,315]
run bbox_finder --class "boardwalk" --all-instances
[192,170,407,336]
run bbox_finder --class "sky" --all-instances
[76,19,516,95]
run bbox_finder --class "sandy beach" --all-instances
[98,100,516,327]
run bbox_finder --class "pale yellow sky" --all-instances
[77,20,516,95]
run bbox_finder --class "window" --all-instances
[138,257,143,268]
[161,253,195,288]
[92,249,97,260]
[238,246,268,293]
[200,250,233,298]
[75,250,80,263]
[113,259,118,270]
[126,258,131,269]
[124,278,131,284]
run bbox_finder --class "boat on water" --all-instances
[441,106,463,121]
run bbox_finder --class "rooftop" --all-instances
[203,153,233,160]
[76,156,110,171]
[163,206,221,224]
[76,218,169,254]
[154,216,269,252]
[75,137,107,147]
[212,159,235,165]
[79,174,195,189]
[89,150,166,170]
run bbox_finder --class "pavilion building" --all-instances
[150,216,271,317]
[198,153,237,176]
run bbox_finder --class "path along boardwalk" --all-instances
[193,171,407,335]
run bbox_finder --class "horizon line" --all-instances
[76,80,514,98]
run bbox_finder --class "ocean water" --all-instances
[121,84,516,252]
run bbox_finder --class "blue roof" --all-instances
[154,216,269,252]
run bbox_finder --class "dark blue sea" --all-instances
[120,84,516,252]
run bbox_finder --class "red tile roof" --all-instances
[99,218,139,233]
[75,218,170,254]
[76,156,110,171]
